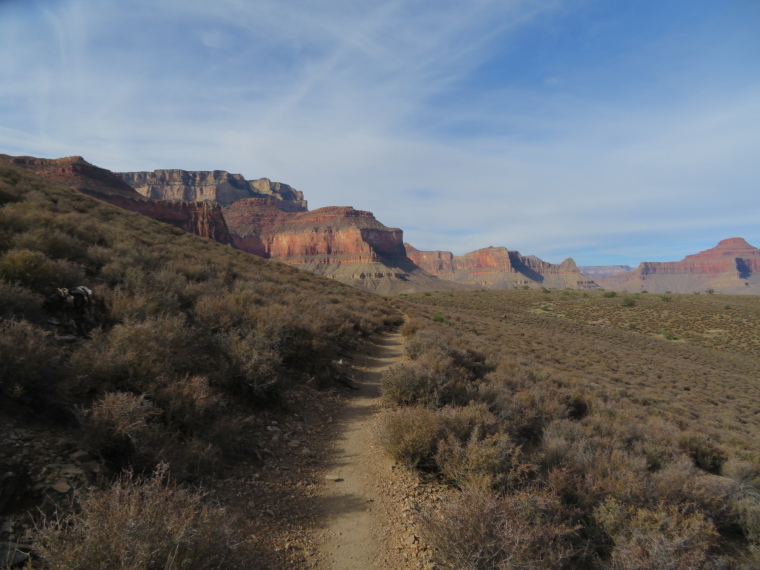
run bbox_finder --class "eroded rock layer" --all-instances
[406,244,599,290]
[594,238,760,294]
[120,169,308,211]
[1,155,233,245]
[224,200,455,293]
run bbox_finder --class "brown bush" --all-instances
[380,407,440,468]
[594,498,717,569]
[422,487,581,569]
[0,319,66,404]
[436,431,531,491]
[34,464,240,569]
[78,392,165,471]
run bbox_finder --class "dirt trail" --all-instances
[313,330,424,569]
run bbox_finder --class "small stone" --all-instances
[69,450,90,462]
[50,479,71,493]
[287,440,300,448]
[324,474,343,482]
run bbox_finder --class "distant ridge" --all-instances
[594,238,760,294]
[405,244,599,290]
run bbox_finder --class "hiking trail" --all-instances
[312,330,431,569]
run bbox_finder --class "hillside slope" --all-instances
[0,160,404,567]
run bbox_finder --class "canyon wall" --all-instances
[594,238,760,294]
[406,244,599,290]
[224,200,452,292]
[120,169,308,211]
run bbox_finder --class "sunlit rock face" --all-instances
[594,238,760,294]
[119,169,308,211]
[405,244,599,290]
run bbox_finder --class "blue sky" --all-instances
[1,0,758,265]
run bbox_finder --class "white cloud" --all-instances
[0,0,758,265]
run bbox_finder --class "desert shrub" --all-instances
[422,488,581,569]
[660,295,672,302]
[380,407,440,468]
[34,465,239,570]
[70,315,201,393]
[621,296,636,307]
[438,403,500,442]
[432,313,445,322]
[214,330,284,405]
[405,328,450,360]
[399,317,423,337]
[594,498,717,569]
[11,228,89,264]
[155,375,227,435]
[679,434,728,474]
[78,392,164,471]
[603,291,618,298]
[0,280,45,321]
[436,431,529,490]
[0,249,85,292]
[0,319,66,403]
[381,362,434,406]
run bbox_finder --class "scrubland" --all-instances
[384,289,760,568]
[0,164,401,568]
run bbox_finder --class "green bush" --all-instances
[603,291,618,298]
[621,296,636,307]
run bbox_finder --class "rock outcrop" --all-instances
[224,200,455,293]
[0,155,233,245]
[119,169,308,211]
[595,238,760,294]
[406,244,599,290]
[118,166,459,292]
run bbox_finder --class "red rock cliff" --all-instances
[595,238,760,293]
[225,201,405,262]
[405,244,598,290]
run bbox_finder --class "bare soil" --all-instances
[312,331,436,569]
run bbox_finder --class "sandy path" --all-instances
[314,331,410,569]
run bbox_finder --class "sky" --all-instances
[1,0,759,266]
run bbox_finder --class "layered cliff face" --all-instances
[1,155,233,245]
[406,244,599,290]
[225,200,453,293]
[120,169,308,211]
[594,238,760,294]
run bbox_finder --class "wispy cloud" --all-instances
[1,0,758,264]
